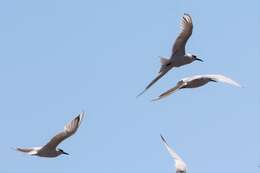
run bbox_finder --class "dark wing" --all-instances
[171,14,193,58]
[40,112,84,151]
[152,81,186,101]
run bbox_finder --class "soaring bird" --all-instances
[16,112,84,158]
[153,74,241,101]
[137,13,203,97]
[161,135,187,173]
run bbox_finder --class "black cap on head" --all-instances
[192,55,203,62]
[58,148,69,155]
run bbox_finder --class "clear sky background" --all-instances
[0,0,259,172]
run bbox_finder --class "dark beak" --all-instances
[62,151,69,155]
[195,58,203,62]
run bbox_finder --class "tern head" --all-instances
[187,53,203,62]
[192,54,203,62]
[58,148,69,155]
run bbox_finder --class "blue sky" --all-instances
[0,0,259,172]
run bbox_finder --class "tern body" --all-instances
[138,14,203,97]
[16,112,84,158]
[17,147,63,157]
[153,74,241,101]
[161,135,187,173]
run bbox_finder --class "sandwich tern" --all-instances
[16,112,84,158]
[153,74,240,101]
[161,135,187,173]
[138,13,203,97]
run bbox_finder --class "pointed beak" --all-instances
[62,151,69,155]
[195,57,203,62]
[195,58,203,62]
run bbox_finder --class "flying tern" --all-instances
[138,13,203,97]
[16,112,84,158]
[161,135,187,173]
[153,74,241,101]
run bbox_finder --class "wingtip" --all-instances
[236,83,242,88]
[160,134,165,141]
[15,147,26,153]
[136,89,146,98]
[75,111,85,123]
[81,111,85,116]
[228,78,241,88]
[160,134,168,144]
[227,80,241,88]
[79,111,85,120]
[151,97,161,102]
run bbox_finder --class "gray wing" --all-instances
[204,74,241,87]
[41,112,85,150]
[171,14,193,58]
[137,68,171,97]
[152,81,186,101]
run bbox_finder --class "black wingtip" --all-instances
[76,115,81,121]
[75,112,83,124]
[160,134,166,142]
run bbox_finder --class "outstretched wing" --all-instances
[152,81,185,101]
[41,112,85,151]
[16,147,34,153]
[137,68,171,97]
[171,14,193,58]
[16,147,39,155]
[160,135,186,164]
[204,74,241,87]
[160,135,187,172]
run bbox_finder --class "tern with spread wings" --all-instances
[16,112,84,158]
[138,13,203,97]
[153,74,241,101]
[161,135,187,173]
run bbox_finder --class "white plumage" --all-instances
[161,135,187,173]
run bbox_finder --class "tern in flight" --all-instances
[16,112,84,158]
[161,135,187,173]
[153,74,241,101]
[137,13,203,97]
